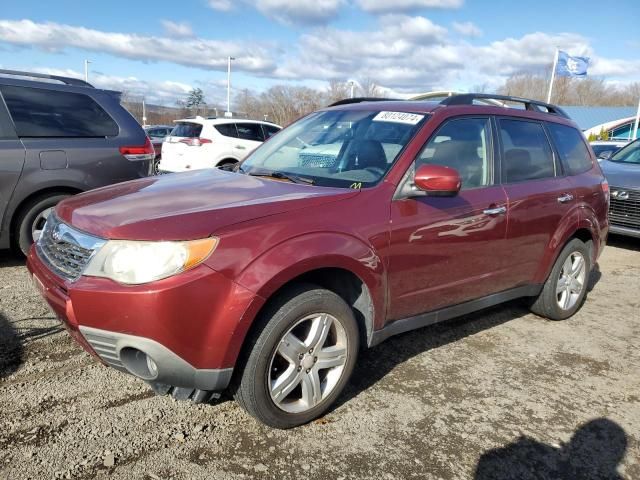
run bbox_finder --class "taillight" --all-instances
[179,138,212,147]
[120,137,155,161]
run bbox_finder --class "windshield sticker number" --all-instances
[373,111,424,125]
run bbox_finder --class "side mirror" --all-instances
[413,164,461,197]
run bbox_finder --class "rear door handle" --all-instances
[557,193,574,203]
[235,145,246,150]
[483,206,507,216]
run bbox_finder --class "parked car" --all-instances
[144,125,173,174]
[28,94,608,428]
[0,69,154,255]
[158,117,281,173]
[590,140,629,160]
[599,138,640,237]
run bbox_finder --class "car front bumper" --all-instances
[27,246,259,396]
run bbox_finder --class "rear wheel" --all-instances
[14,193,71,256]
[234,284,359,429]
[530,238,591,320]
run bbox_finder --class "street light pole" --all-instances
[226,56,235,117]
[84,59,92,83]
[349,81,355,99]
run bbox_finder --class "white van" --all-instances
[159,117,281,173]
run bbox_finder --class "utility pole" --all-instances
[226,56,235,118]
[84,59,92,83]
[142,98,147,127]
[546,48,559,104]
[349,81,355,99]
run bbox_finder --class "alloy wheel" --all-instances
[556,251,586,311]
[31,207,52,243]
[268,313,348,413]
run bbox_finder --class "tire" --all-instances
[530,238,591,321]
[14,194,70,256]
[234,284,359,429]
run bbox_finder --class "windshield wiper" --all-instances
[247,170,315,185]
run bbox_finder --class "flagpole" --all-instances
[546,48,559,104]
[633,98,640,141]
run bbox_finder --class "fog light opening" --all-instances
[120,347,159,380]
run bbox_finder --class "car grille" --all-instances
[298,152,338,168]
[609,186,640,230]
[36,214,105,282]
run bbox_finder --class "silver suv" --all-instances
[0,69,154,255]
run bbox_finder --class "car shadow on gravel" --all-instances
[0,312,24,379]
[0,249,24,268]
[607,234,640,251]
[333,268,603,413]
[473,418,628,480]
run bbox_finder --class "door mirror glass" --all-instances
[414,164,461,196]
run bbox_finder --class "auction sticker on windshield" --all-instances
[373,111,424,125]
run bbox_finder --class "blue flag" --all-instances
[556,51,590,77]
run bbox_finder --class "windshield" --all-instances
[240,109,427,188]
[610,139,640,164]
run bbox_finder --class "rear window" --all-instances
[171,122,202,138]
[215,123,237,138]
[0,85,119,138]
[547,123,593,175]
[236,122,264,142]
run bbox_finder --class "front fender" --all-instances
[221,232,387,366]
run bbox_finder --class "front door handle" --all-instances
[483,205,507,216]
[235,145,246,150]
[557,193,574,203]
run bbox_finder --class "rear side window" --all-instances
[547,123,592,175]
[215,123,238,138]
[499,119,556,183]
[262,124,280,139]
[171,122,202,138]
[0,85,118,138]
[236,122,264,141]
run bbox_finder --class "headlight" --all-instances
[83,238,218,285]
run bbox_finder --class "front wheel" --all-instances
[530,238,591,320]
[234,285,359,429]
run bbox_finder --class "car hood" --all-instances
[56,169,358,240]
[600,160,640,190]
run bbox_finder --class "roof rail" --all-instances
[0,69,94,88]
[440,93,570,119]
[328,97,400,107]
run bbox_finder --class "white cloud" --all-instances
[0,19,275,74]
[24,67,193,105]
[207,0,233,11]
[452,21,481,37]
[160,20,194,38]
[252,0,344,25]
[356,0,463,14]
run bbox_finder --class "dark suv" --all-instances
[28,94,608,428]
[0,69,153,255]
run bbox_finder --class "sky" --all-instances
[0,0,639,106]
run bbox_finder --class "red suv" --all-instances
[28,94,609,428]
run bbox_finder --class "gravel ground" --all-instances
[1,236,639,480]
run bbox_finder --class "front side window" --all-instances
[0,85,118,138]
[241,109,427,188]
[548,123,592,175]
[416,117,492,189]
[609,139,640,164]
[236,122,264,142]
[500,119,556,183]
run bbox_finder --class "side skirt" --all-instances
[369,284,542,347]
